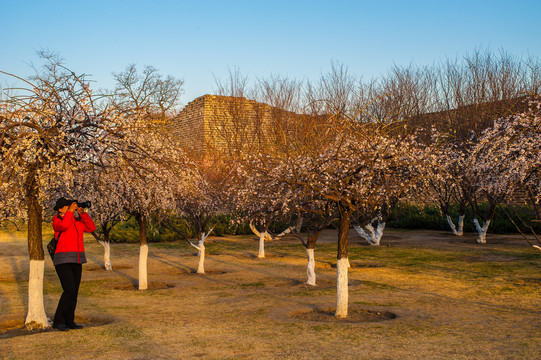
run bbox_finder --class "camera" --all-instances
[74,200,92,208]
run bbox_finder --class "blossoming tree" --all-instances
[107,64,190,290]
[252,112,421,317]
[473,95,541,249]
[165,155,231,274]
[234,158,299,259]
[421,135,470,236]
[0,54,116,327]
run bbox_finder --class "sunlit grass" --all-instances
[2,228,540,359]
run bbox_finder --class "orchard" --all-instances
[1,50,540,330]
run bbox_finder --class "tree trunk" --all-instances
[335,203,352,318]
[336,257,349,318]
[102,226,113,271]
[473,218,491,244]
[446,214,465,236]
[354,221,386,246]
[257,231,266,258]
[103,240,112,271]
[375,221,385,245]
[197,232,205,274]
[457,215,465,236]
[305,248,316,286]
[295,216,304,233]
[137,214,148,290]
[26,260,49,328]
[94,228,113,271]
[25,174,49,328]
[276,226,295,238]
[250,221,272,241]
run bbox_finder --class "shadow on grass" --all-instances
[292,307,397,323]
[0,315,115,339]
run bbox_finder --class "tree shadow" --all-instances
[8,256,28,308]
[149,253,195,273]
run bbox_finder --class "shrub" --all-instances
[387,202,541,234]
[102,203,541,243]
[110,217,181,243]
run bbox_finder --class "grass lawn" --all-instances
[0,228,540,359]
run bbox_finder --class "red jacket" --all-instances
[52,211,96,265]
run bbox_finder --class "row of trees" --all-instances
[1,49,540,326]
[0,54,195,327]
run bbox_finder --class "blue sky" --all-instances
[2,0,540,104]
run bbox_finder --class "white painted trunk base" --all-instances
[458,215,465,236]
[25,260,50,328]
[250,222,273,241]
[335,257,349,318]
[258,232,266,258]
[354,221,385,246]
[473,219,491,244]
[446,215,465,236]
[305,248,316,286]
[197,235,205,274]
[277,226,295,238]
[103,241,112,271]
[138,244,148,290]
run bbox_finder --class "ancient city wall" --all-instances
[169,96,207,152]
[172,94,276,155]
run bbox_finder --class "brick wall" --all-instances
[169,95,207,152]
[171,94,280,155]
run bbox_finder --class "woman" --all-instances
[52,197,96,331]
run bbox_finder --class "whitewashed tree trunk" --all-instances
[197,232,205,274]
[25,181,49,328]
[25,260,50,328]
[377,222,385,244]
[100,241,113,271]
[473,218,491,244]
[258,231,266,258]
[457,215,465,236]
[188,227,213,274]
[446,215,458,235]
[250,221,272,241]
[138,244,148,290]
[305,248,316,286]
[335,257,349,318]
[354,221,385,246]
[276,226,295,238]
[446,215,465,236]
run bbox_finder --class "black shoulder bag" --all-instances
[47,233,61,260]
[47,215,63,260]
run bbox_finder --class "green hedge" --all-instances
[108,215,255,243]
[109,217,178,243]
[387,202,541,234]
[73,203,541,243]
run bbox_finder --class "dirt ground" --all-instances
[0,228,540,359]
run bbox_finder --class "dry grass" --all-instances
[0,228,540,359]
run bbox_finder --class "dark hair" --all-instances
[53,197,91,211]
[53,197,72,211]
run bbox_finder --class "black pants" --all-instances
[54,263,82,326]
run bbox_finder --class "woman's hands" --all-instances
[68,202,78,212]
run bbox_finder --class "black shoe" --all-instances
[53,323,70,331]
[68,323,83,329]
